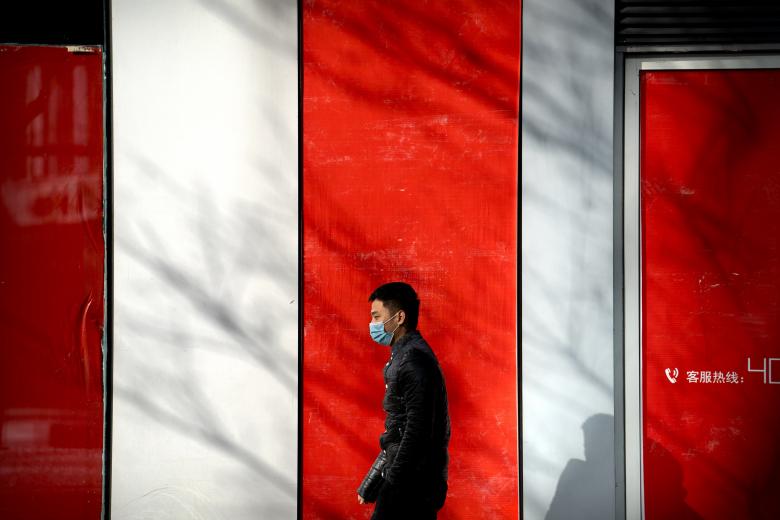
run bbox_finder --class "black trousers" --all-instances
[370,480,443,520]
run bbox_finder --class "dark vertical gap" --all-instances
[102,0,114,519]
[296,0,304,518]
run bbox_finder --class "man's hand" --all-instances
[357,494,366,505]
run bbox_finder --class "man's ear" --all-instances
[397,310,406,326]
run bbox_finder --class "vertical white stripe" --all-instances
[111,1,298,518]
[521,0,616,518]
[623,56,642,520]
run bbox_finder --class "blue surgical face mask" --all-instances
[369,310,401,346]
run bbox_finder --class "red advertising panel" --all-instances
[303,2,520,518]
[642,69,780,520]
[0,45,105,518]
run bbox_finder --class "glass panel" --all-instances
[642,69,780,520]
[0,45,105,519]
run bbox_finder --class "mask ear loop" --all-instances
[385,310,402,334]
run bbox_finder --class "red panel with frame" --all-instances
[642,68,780,520]
[0,45,105,519]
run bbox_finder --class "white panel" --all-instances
[110,1,298,518]
[521,0,616,518]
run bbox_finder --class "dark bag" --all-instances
[357,451,387,503]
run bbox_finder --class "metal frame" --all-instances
[613,50,626,520]
[621,54,780,520]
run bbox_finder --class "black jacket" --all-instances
[379,330,450,491]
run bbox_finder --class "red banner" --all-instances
[302,2,520,518]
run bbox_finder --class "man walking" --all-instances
[358,282,450,519]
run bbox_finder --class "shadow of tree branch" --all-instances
[115,385,296,499]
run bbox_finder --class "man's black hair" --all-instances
[369,282,420,330]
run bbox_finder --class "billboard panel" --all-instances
[0,45,105,519]
[302,1,520,517]
[642,68,780,520]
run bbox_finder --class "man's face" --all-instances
[370,299,398,332]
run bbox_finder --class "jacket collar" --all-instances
[391,329,420,355]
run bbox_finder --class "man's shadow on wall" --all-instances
[643,439,703,520]
[545,414,615,520]
[545,414,702,520]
